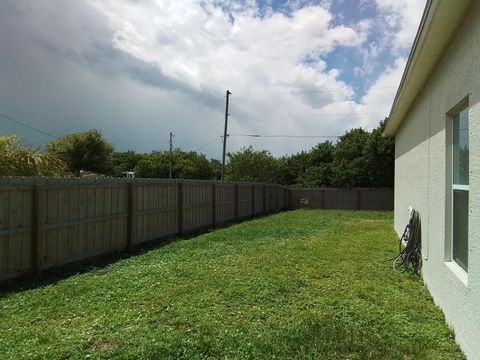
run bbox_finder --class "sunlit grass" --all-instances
[0,210,464,359]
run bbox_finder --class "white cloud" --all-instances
[83,0,375,155]
[88,1,367,92]
[359,57,406,125]
[375,0,426,52]
[0,0,425,158]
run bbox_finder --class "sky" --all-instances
[0,0,426,159]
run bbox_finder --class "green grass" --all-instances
[0,210,464,359]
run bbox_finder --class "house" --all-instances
[384,0,479,358]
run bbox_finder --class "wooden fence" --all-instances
[0,178,392,282]
[288,187,393,211]
[0,178,287,282]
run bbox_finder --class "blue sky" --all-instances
[0,0,425,158]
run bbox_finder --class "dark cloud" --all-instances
[0,0,221,153]
[0,0,423,158]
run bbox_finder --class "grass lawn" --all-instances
[0,210,464,359]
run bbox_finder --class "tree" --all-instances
[298,164,333,187]
[308,141,335,166]
[175,150,215,179]
[209,159,222,180]
[134,149,215,180]
[281,151,310,186]
[134,152,169,178]
[135,151,169,178]
[225,146,282,183]
[111,151,143,177]
[364,118,394,188]
[331,128,370,188]
[46,129,114,176]
[0,136,67,176]
[299,141,335,187]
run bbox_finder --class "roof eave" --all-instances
[384,0,473,137]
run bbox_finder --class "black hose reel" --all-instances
[393,208,422,274]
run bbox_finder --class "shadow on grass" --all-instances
[0,211,288,297]
[0,216,254,297]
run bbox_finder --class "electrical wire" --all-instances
[194,136,223,152]
[227,112,386,122]
[197,100,224,119]
[229,133,340,139]
[228,111,385,119]
[0,112,59,139]
[233,86,397,95]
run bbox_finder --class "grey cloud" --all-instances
[0,0,414,159]
[0,0,222,153]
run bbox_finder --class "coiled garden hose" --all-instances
[392,209,422,274]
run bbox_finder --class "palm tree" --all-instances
[0,136,68,176]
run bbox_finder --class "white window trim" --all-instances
[452,184,469,191]
[445,261,468,286]
[444,99,469,282]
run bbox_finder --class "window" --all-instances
[451,106,469,271]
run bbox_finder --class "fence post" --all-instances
[276,187,280,212]
[356,189,361,210]
[178,182,184,235]
[234,183,239,221]
[212,182,217,226]
[263,184,267,214]
[320,189,325,209]
[31,185,46,276]
[288,188,293,210]
[251,184,255,217]
[126,182,136,252]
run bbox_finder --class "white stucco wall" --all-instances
[394,2,480,358]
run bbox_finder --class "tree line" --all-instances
[0,119,393,188]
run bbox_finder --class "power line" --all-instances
[0,112,59,139]
[194,136,223,152]
[194,132,340,152]
[229,111,385,119]
[229,133,340,138]
[234,86,397,95]
[197,100,224,119]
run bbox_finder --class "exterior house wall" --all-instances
[394,1,480,358]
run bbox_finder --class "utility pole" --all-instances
[169,132,174,179]
[221,90,231,181]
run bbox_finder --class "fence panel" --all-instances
[1,177,392,283]
[0,186,33,281]
[289,188,393,211]
[359,188,394,210]
[237,184,254,219]
[253,185,264,215]
[42,182,128,270]
[134,180,179,244]
[216,183,236,224]
[324,189,356,209]
[265,185,276,213]
[183,182,213,233]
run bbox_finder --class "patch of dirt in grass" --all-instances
[87,338,117,353]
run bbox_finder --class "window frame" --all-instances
[445,99,469,280]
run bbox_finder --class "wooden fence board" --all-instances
[86,187,96,258]
[8,190,21,274]
[216,183,235,224]
[289,188,393,211]
[45,188,58,268]
[253,185,264,215]
[1,177,391,282]
[78,186,87,258]
[238,184,253,219]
